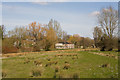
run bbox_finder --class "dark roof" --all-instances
[59,42,71,44]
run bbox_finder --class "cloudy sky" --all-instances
[1,2,118,38]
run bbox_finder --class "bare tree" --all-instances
[93,26,103,48]
[47,19,63,41]
[94,6,118,51]
[97,6,118,38]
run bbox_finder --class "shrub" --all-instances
[101,63,110,68]
[45,63,49,67]
[72,56,78,60]
[24,60,30,64]
[73,73,79,78]
[33,45,41,52]
[45,62,52,67]
[64,61,69,64]
[21,47,33,52]
[54,61,58,65]
[55,66,59,72]
[72,57,75,60]
[58,74,64,78]
[2,46,18,54]
[34,60,42,66]
[2,38,19,54]
[30,68,43,77]
[47,57,51,61]
[50,61,58,65]
[63,64,70,69]
[53,72,57,78]
[2,70,7,78]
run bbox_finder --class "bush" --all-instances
[2,70,7,78]
[73,73,79,78]
[24,59,30,64]
[63,64,70,69]
[45,61,53,67]
[2,38,19,54]
[34,60,42,66]
[47,57,51,61]
[2,45,18,54]
[58,74,64,78]
[64,61,69,63]
[33,45,41,52]
[30,68,43,77]
[54,61,58,65]
[55,66,59,72]
[21,47,33,52]
[53,72,57,78]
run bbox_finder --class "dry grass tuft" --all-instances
[100,63,110,68]
[72,73,79,78]
[34,60,42,66]
[2,70,7,78]
[30,68,43,77]
[24,60,30,64]
[55,66,59,72]
[63,63,70,69]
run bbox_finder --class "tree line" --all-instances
[1,19,94,54]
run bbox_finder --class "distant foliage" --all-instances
[2,46,18,54]
[2,38,19,54]
[68,34,94,48]
[2,19,95,54]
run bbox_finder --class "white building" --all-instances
[55,42,74,49]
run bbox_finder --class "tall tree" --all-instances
[8,27,26,49]
[93,26,103,48]
[27,22,43,51]
[62,31,68,42]
[68,34,81,48]
[94,6,118,51]
[97,6,118,38]
[45,21,58,51]
[47,19,65,41]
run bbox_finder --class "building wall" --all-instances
[55,43,74,49]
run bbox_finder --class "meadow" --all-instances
[2,49,118,78]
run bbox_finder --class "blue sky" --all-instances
[2,2,118,38]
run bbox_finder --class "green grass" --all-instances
[2,50,118,78]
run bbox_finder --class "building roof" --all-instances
[58,42,72,44]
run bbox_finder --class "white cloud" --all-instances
[32,2,48,5]
[31,0,69,5]
[90,11,100,16]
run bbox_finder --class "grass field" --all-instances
[2,49,118,78]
